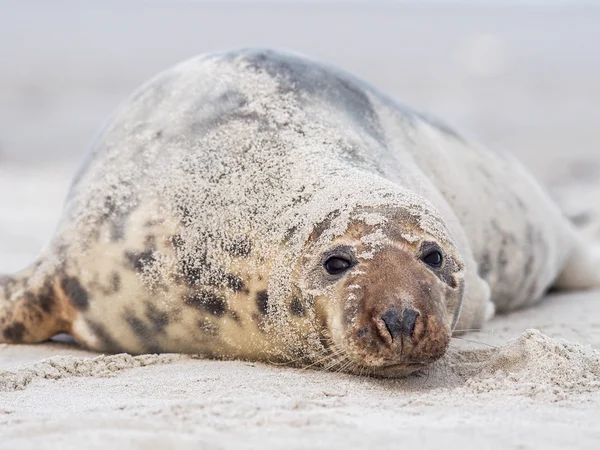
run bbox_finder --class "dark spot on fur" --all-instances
[177,204,194,227]
[170,234,184,249]
[124,310,161,354]
[290,193,311,206]
[225,274,245,293]
[3,322,25,342]
[478,252,493,279]
[256,290,269,315]
[198,318,219,336]
[524,280,538,302]
[98,195,117,224]
[95,185,140,242]
[155,130,163,138]
[188,98,270,139]
[230,310,241,323]
[23,293,43,323]
[497,245,509,271]
[223,237,252,258]
[180,260,203,285]
[110,272,121,293]
[309,210,340,242]
[185,291,227,317]
[514,195,527,212]
[110,221,126,242]
[571,212,591,227]
[61,277,89,310]
[282,225,298,244]
[0,275,17,301]
[218,89,248,107]
[146,303,169,333]
[173,243,209,286]
[358,327,369,338]
[86,320,120,352]
[125,250,156,273]
[185,89,263,139]
[251,312,268,332]
[375,207,429,244]
[21,291,35,311]
[144,219,164,228]
[37,282,57,313]
[197,266,244,292]
[144,235,156,249]
[522,225,536,276]
[290,297,305,317]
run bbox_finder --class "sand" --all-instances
[1,320,600,449]
[1,1,600,449]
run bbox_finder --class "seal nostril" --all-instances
[380,307,403,341]
[380,307,420,341]
[401,309,420,337]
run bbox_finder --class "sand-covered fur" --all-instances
[1,49,599,377]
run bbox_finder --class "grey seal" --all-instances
[1,48,598,377]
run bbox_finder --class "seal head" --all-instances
[298,205,465,377]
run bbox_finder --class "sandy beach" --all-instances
[1,1,600,449]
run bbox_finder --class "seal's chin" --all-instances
[360,361,427,378]
[323,338,436,378]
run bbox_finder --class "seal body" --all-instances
[1,49,599,377]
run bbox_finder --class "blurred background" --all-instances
[0,0,599,272]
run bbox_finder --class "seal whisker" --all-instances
[335,357,354,374]
[452,328,493,334]
[323,355,349,373]
[268,355,310,367]
[299,348,344,371]
[357,365,366,378]
[326,358,344,373]
[451,336,498,349]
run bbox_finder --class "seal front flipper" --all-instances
[553,230,600,291]
[0,263,76,344]
[453,262,494,334]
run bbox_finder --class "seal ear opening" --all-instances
[0,265,72,344]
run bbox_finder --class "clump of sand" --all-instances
[465,329,600,400]
[0,353,185,392]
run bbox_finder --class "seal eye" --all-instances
[422,250,443,268]
[324,257,351,275]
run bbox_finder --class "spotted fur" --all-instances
[1,48,599,378]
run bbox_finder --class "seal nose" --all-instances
[380,307,420,341]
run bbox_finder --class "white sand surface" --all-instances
[1,2,600,449]
[1,314,600,449]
